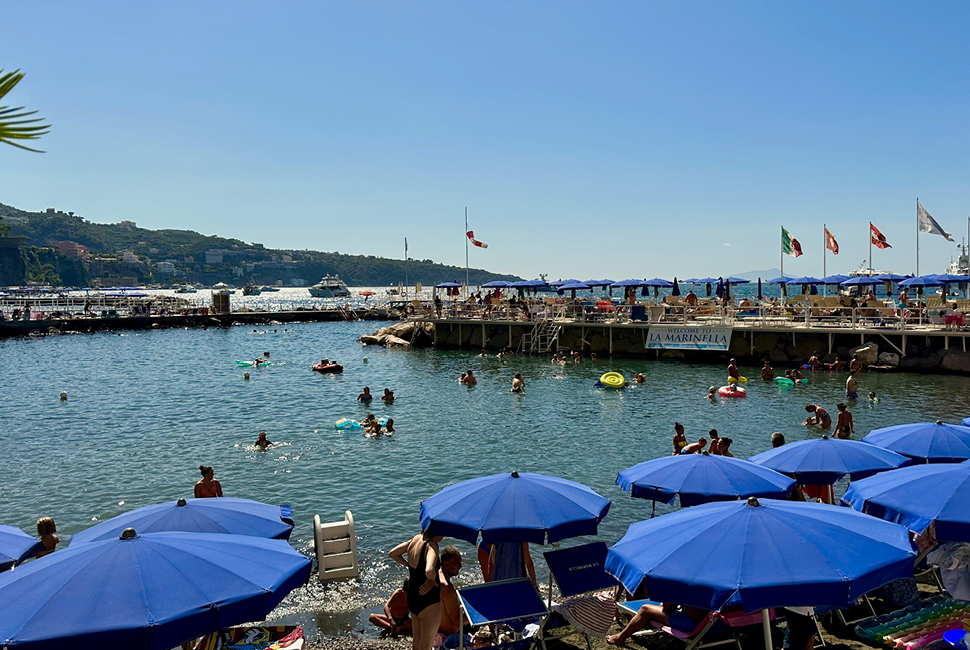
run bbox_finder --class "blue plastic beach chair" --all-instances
[543,542,620,648]
[457,578,550,650]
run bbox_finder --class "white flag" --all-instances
[918,200,954,241]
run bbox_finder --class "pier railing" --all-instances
[406,297,970,333]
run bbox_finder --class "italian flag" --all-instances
[782,227,803,258]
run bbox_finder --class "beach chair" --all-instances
[542,542,620,649]
[457,578,550,650]
[617,600,773,650]
[926,296,944,310]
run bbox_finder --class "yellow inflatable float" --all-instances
[727,376,748,384]
[599,372,626,389]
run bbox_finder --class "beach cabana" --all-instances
[842,460,970,542]
[419,471,611,544]
[605,497,916,649]
[69,497,294,545]
[0,531,311,649]
[862,421,970,463]
[616,453,794,512]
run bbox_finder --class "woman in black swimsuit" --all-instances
[389,529,444,650]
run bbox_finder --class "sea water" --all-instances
[3,319,968,636]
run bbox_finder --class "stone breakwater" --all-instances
[373,319,970,374]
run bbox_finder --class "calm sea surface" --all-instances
[3,317,969,637]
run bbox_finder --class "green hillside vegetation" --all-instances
[0,203,521,286]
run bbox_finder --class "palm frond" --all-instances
[0,69,50,152]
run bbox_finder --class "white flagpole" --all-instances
[464,207,469,298]
[823,224,827,297]
[916,198,920,276]
[404,237,409,300]
[869,222,873,276]
[780,226,784,278]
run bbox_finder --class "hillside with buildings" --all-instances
[0,203,520,287]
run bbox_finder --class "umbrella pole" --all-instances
[762,608,772,649]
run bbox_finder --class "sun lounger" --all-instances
[457,578,550,650]
[617,599,775,650]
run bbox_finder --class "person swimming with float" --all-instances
[727,359,741,380]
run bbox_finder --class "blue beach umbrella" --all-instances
[671,277,681,296]
[875,273,909,282]
[683,278,699,284]
[0,525,42,573]
[786,276,822,285]
[863,421,970,462]
[419,471,611,544]
[821,274,850,285]
[841,277,882,287]
[724,277,751,284]
[0,531,311,650]
[481,281,512,288]
[610,279,645,287]
[767,276,791,284]
[898,276,943,289]
[69,498,294,545]
[548,279,580,287]
[616,453,794,508]
[605,497,916,619]
[582,279,614,287]
[963,417,970,427]
[510,279,548,289]
[749,436,910,485]
[842,460,970,541]
[642,278,673,288]
[435,282,462,288]
[695,277,719,285]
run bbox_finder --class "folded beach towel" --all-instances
[552,590,616,637]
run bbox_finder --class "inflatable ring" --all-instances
[718,385,747,398]
[775,378,795,386]
[727,376,748,383]
[600,372,626,389]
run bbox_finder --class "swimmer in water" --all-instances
[761,360,774,381]
[590,352,598,366]
[791,368,804,380]
[35,517,60,558]
[672,422,687,455]
[868,391,879,402]
[382,388,395,404]
[707,386,717,401]
[804,404,832,428]
[784,370,794,381]
[255,431,272,448]
[458,372,467,384]
[835,403,854,438]
[728,358,741,380]
[357,386,373,404]
[384,418,395,434]
[464,370,477,387]
[634,373,646,384]
[479,349,487,357]
[511,372,525,393]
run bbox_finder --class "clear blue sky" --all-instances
[2,1,968,279]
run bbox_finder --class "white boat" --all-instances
[848,261,891,278]
[174,285,197,294]
[260,286,280,293]
[308,275,350,298]
[242,283,261,296]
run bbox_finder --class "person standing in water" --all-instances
[358,387,373,404]
[672,422,687,455]
[728,359,741,380]
[835,403,854,438]
[846,370,859,401]
[35,517,60,558]
[511,373,525,393]
[195,465,223,498]
[254,431,272,448]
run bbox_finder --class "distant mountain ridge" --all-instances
[0,203,522,287]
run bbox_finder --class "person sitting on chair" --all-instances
[607,602,712,646]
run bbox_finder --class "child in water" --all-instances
[868,391,879,402]
[707,386,718,401]
[36,517,60,558]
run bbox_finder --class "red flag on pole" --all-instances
[466,230,488,248]
[870,222,891,249]
[824,227,839,254]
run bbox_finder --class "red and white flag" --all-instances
[870,222,891,249]
[466,230,488,248]
[824,227,839,255]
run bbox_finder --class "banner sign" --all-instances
[646,326,733,351]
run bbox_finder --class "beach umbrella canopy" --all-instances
[557,281,591,292]
[611,279,645,288]
[616,453,795,507]
[0,525,41,573]
[419,471,611,544]
[0,531,311,650]
[510,279,547,288]
[749,436,911,485]
[767,276,791,284]
[671,277,681,296]
[842,460,970,541]
[548,279,580,287]
[683,278,699,284]
[605,497,916,616]
[898,276,943,288]
[841,277,882,287]
[641,278,673,288]
[69,498,294,545]
[694,277,719,284]
[435,282,462,288]
[863,421,970,462]
[724,277,751,284]
[821,274,850,285]
[963,417,970,427]
[582,279,614,287]
[481,281,512,288]
[875,273,909,282]
[786,276,823,285]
